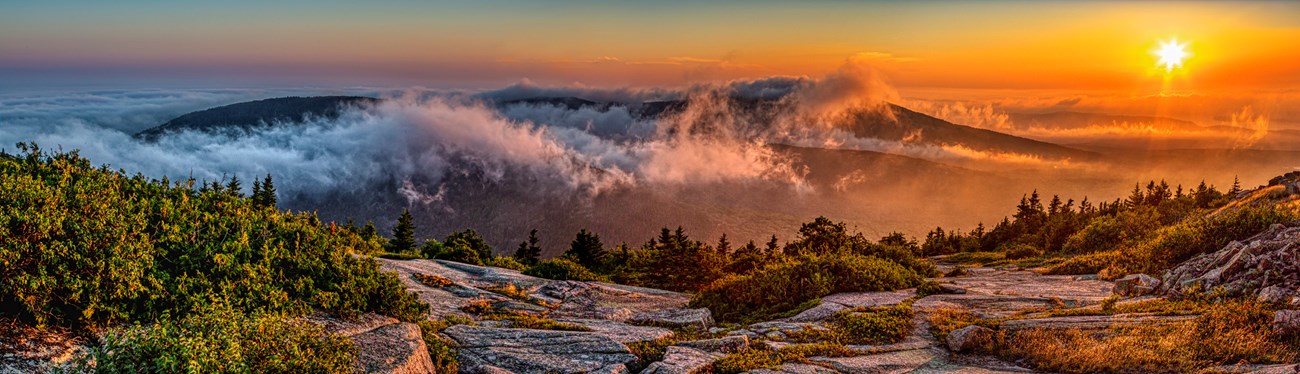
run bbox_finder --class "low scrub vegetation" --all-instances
[948,299,1300,373]
[691,254,923,323]
[791,304,915,345]
[708,343,859,374]
[0,144,428,329]
[71,301,357,373]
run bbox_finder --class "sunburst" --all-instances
[1155,38,1189,72]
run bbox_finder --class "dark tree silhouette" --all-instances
[390,209,416,254]
[514,229,543,265]
[566,229,606,269]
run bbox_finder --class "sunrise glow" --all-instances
[1156,38,1190,72]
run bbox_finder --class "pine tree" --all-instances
[765,235,779,255]
[513,229,543,265]
[258,174,277,208]
[225,176,242,197]
[716,234,731,256]
[390,209,416,254]
[566,229,606,269]
[1229,176,1243,195]
[251,179,263,204]
[361,220,378,239]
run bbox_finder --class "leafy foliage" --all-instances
[0,143,428,327]
[523,258,604,281]
[72,301,357,374]
[691,254,922,323]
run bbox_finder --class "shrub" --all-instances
[73,301,356,373]
[690,254,922,323]
[993,299,1297,373]
[830,304,914,345]
[916,280,943,297]
[0,144,428,327]
[485,256,529,271]
[523,258,603,281]
[1046,250,1120,276]
[709,343,858,374]
[416,319,459,374]
[1001,244,1042,260]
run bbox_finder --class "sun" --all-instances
[1154,38,1189,72]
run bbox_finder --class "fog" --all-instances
[4,66,1298,254]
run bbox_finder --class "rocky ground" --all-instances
[366,259,1298,374]
[6,256,1298,373]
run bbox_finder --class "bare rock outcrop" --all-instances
[945,325,994,353]
[1112,274,1161,297]
[1273,310,1300,338]
[306,313,436,374]
[1162,222,1300,304]
[443,325,636,374]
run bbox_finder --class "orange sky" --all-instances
[1,1,1298,94]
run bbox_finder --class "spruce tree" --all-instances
[716,233,731,257]
[259,174,277,208]
[390,209,416,254]
[225,176,242,197]
[251,179,263,204]
[361,220,378,239]
[514,229,543,265]
[566,229,606,269]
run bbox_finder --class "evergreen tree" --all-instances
[361,220,378,239]
[258,174,277,208]
[513,229,543,265]
[225,176,242,197]
[251,179,263,203]
[765,235,780,255]
[390,209,416,254]
[1229,176,1243,195]
[566,229,606,269]
[716,234,732,257]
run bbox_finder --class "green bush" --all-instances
[690,254,922,323]
[73,301,356,373]
[831,304,914,345]
[523,258,603,281]
[1061,209,1161,254]
[485,256,529,271]
[1001,243,1042,260]
[0,144,428,327]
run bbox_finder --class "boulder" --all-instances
[1113,274,1161,297]
[306,313,436,374]
[1162,223,1300,301]
[629,308,714,330]
[640,346,723,374]
[786,291,912,322]
[809,349,937,373]
[676,335,750,354]
[1257,286,1298,305]
[443,325,636,374]
[1273,310,1300,338]
[560,318,673,344]
[946,325,995,353]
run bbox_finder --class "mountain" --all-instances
[134,96,379,141]
[1008,111,1204,132]
[615,97,1098,161]
[132,95,1119,251]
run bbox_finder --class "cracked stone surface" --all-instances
[444,325,636,374]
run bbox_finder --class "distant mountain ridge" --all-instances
[134,96,379,141]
